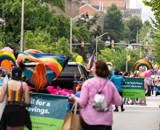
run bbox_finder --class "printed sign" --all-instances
[24,93,68,130]
[122,77,145,98]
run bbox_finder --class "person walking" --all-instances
[110,70,125,112]
[69,60,122,130]
[0,67,32,130]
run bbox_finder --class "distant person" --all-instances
[0,67,32,130]
[0,70,4,83]
[1,71,6,78]
[139,75,147,105]
[124,72,129,77]
[110,70,125,112]
[123,72,129,105]
[112,68,118,76]
[69,60,122,130]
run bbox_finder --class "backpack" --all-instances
[93,80,109,112]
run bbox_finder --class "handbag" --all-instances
[62,101,83,130]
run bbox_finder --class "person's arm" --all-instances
[122,77,125,85]
[23,68,33,81]
[23,82,30,104]
[77,81,89,107]
[144,79,147,89]
[112,83,122,106]
[69,81,89,108]
[46,71,56,85]
[0,83,6,103]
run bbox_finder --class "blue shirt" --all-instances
[110,75,125,92]
[112,70,115,76]
[23,68,56,86]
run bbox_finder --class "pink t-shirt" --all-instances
[79,77,122,126]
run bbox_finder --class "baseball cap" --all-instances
[12,67,22,81]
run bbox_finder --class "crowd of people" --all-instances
[0,57,158,130]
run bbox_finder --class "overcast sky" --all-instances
[130,0,155,23]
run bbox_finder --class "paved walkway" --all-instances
[112,95,160,130]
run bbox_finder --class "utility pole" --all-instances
[70,13,85,53]
[126,48,128,72]
[137,27,139,43]
[96,36,98,61]
[96,32,110,60]
[20,0,24,52]
[70,18,72,53]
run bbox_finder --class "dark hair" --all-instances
[95,60,110,78]
[119,73,122,76]
[115,70,119,75]
[115,68,118,71]
[124,72,129,76]
[0,70,2,74]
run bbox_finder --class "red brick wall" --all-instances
[89,0,125,9]
[79,5,99,16]
[48,0,79,18]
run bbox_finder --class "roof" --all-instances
[89,0,126,9]
[91,5,99,10]
[79,3,100,11]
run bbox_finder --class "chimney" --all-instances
[102,3,103,12]
[99,2,101,11]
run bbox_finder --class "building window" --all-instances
[67,1,71,9]
[76,3,79,10]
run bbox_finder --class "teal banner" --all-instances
[122,77,145,98]
[25,93,68,130]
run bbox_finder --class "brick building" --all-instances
[123,9,141,20]
[79,3,104,31]
[80,0,126,13]
[48,0,81,18]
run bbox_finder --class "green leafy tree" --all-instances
[24,28,55,54]
[73,13,103,62]
[98,46,144,72]
[125,17,143,41]
[143,0,160,29]
[56,37,70,57]
[122,24,131,43]
[151,31,160,63]
[138,20,152,42]
[0,0,90,54]
[0,0,66,49]
[104,3,124,43]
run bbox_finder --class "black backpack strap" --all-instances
[99,80,108,93]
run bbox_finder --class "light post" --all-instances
[137,27,141,53]
[20,0,24,52]
[126,48,128,72]
[70,18,72,53]
[96,32,110,60]
[70,13,85,53]
[137,27,139,43]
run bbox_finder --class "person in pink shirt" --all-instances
[69,60,122,130]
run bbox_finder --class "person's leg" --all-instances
[114,105,119,111]
[123,98,126,104]
[138,98,142,104]
[151,86,154,95]
[82,119,112,130]
[7,126,14,130]
[119,92,125,111]
[106,125,112,130]
[13,127,24,130]
[82,118,90,130]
